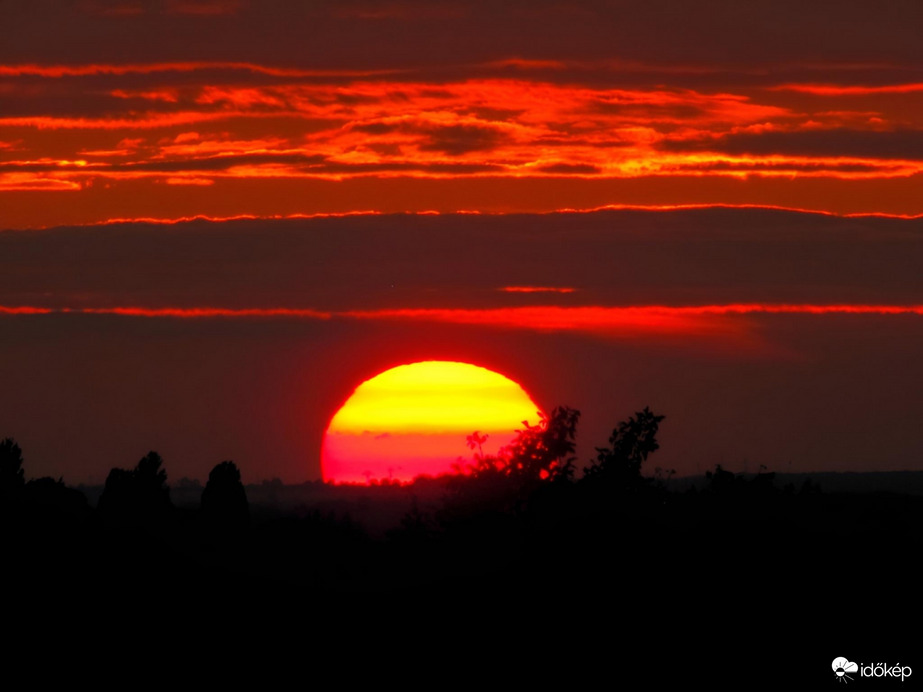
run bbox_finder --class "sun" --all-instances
[321,361,542,484]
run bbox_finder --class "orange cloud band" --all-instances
[4,62,923,225]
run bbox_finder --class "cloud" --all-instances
[0,152,326,173]
[415,123,508,155]
[332,1,464,21]
[4,50,923,225]
[774,83,923,96]
[0,62,386,79]
[165,0,244,15]
[501,287,577,294]
[3,208,923,310]
[662,128,923,161]
[165,176,214,185]
[535,163,600,175]
[350,118,511,155]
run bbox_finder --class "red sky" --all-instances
[4,1,923,227]
[2,2,922,483]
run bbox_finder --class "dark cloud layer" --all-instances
[4,1,923,68]
[663,129,923,160]
[3,208,923,310]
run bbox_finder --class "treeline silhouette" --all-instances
[2,407,921,617]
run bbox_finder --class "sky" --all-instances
[2,1,922,483]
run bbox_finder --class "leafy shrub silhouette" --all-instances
[464,406,581,484]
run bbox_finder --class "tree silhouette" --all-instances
[1,438,25,486]
[201,460,249,532]
[441,407,581,531]
[469,407,581,484]
[583,407,665,492]
[98,450,173,525]
[506,406,581,483]
[23,476,89,524]
[1,438,26,507]
[704,464,739,493]
[704,463,780,500]
[136,451,168,493]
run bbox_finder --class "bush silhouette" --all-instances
[201,460,249,532]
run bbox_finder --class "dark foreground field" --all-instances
[5,469,920,679]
